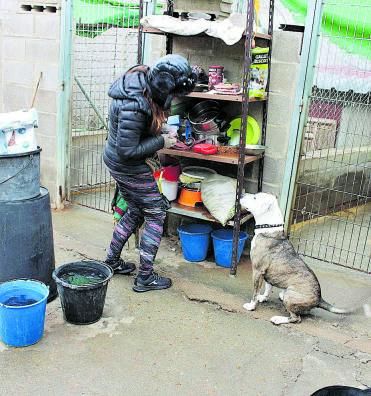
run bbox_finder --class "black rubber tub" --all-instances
[0,187,57,302]
[53,261,113,325]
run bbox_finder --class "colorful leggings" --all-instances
[106,170,167,275]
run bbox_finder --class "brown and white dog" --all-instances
[240,192,349,325]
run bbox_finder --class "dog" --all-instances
[240,192,350,325]
[311,385,371,395]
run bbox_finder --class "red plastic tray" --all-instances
[192,144,218,155]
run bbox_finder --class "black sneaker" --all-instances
[132,272,172,292]
[105,258,136,275]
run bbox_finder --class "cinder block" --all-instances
[2,36,26,60]
[265,123,290,156]
[33,13,60,39]
[38,133,57,159]
[269,61,299,95]
[220,3,231,13]
[267,92,295,126]
[175,0,219,12]
[0,0,18,12]
[3,60,34,85]
[26,0,61,6]
[271,30,303,64]
[39,154,58,204]
[261,155,286,184]
[34,90,57,113]
[25,38,59,63]
[261,182,281,198]
[34,63,59,90]
[244,179,258,194]
[36,111,57,137]
[2,83,33,111]
[2,13,34,36]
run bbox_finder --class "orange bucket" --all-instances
[178,188,202,207]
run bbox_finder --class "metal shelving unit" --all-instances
[138,0,275,275]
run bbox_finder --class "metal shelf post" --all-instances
[230,0,255,276]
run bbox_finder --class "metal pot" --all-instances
[189,100,220,116]
[188,101,221,134]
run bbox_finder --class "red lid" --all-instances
[193,144,218,155]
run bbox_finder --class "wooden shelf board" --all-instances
[142,27,271,40]
[159,148,260,165]
[185,91,266,102]
[168,202,253,226]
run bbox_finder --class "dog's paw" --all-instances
[270,316,290,325]
[257,294,269,303]
[243,301,257,311]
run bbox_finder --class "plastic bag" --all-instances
[4,126,37,154]
[0,108,38,154]
[201,174,237,226]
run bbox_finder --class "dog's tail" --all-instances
[318,299,352,314]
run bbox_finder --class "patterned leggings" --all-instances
[106,170,167,275]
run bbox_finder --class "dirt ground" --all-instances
[1,204,370,396]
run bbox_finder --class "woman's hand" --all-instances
[162,134,177,149]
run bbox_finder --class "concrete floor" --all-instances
[1,204,370,396]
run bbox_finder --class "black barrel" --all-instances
[0,187,57,301]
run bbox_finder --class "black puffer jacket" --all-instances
[103,70,164,174]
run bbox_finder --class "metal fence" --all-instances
[289,1,370,273]
[69,0,141,212]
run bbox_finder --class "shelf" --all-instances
[169,202,253,226]
[142,26,272,40]
[159,148,260,165]
[185,91,266,102]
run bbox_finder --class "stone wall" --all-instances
[0,0,62,207]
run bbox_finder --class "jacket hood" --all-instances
[147,54,196,110]
[108,70,147,100]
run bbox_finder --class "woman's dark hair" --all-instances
[126,65,167,135]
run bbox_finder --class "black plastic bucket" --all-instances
[0,148,41,201]
[52,261,113,325]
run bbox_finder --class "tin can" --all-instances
[208,65,224,90]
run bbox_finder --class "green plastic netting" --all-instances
[74,0,162,37]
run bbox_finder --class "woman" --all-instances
[103,55,196,292]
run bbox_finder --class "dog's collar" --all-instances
[255,224,284,230]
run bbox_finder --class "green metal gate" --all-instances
[282,1,370,273]
[68,0,142,212]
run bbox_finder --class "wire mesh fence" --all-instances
[69,0,142,212]
[289,1,370,273]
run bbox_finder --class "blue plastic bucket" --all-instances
[211,230,249,268]
[0,279,49,347]
[178,224,213,262]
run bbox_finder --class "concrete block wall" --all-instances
[0,0,62,206]
[175,0,220,14]
[262,30,302,197]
